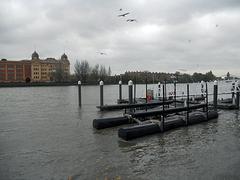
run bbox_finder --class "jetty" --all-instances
[83,80,240,141]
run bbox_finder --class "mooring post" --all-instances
[78,80,82,107]
[174,81,177,107]
[145,78,148,111]
[213,80,218,111]
[201,80,205,112]
[145,78,148,104]
[157,82,161,100]
[236,81,240,109]
[162,83,165,130]
[134,78,136,104]
[119,80,122,102]
[232,82,236,105]
[186,84,189,125]
[164,80,167,100]
[128,80,133,104]
[206,82,209,120]
[201,80,204,98]
[100,80,104,107]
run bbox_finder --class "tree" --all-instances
[74,60,90,83]
[91,64,100,82]
[192,72,204,82]
[99,65,107,81]
[74,60,81,80]
[226,72,230,80]
[52,64,69,82]
[205,71,216,81]
[108,66,111,76]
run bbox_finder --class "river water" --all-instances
[0,82,240,180]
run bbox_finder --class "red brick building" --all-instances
[0,51,70,83]
[0,59,31,83]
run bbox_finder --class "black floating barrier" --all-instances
[97,100,174,111]
[131,104,207,118]
[118,111,218,141]
[93,116,129,129]
[215,98,238,109]
[118,123,161,141]
[93,104,207,130]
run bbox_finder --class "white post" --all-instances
[119,80,122,101]
[100,80,104,106]
[128,80,133,104]
[78,81,81,106]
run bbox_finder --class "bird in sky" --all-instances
[97,52,107,55]
[126,19,137,22]
[118,12,130,17]
[119,8,122,11]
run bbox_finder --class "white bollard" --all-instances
[100,80,104,106]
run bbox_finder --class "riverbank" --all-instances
[0,82,76,88]
[0,81,152,88]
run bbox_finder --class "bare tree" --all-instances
[74,60,81,80]
[74,60,90,83]
[99,65,107,81]
[108,66,111,76]
[91,64,100,82]
[52,63,69,82]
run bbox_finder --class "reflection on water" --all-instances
[0,84,240,180]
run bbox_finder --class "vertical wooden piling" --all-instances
[145,78,148,111]
[134,77,136,104]
[119,80,122,102]
[100,80,104,107]
[128,80,133,104]
[78,81,81,107]
[174,81,177,108]
[186,84,189,125]
[162,84,165,130]
[236,81,240,109]
[213,80,218,111]
[157,82,161,100]
[232,82,235,104]
[145,78,148,104]
[164,80,167,100]
[205,82,208,120]
[201,81,204,98]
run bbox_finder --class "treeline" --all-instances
[117,70,219,84]
[73,60,112,84]
[54,59,220,84]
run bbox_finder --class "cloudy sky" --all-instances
[1,0,240,76]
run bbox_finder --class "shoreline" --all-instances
[0,82,76,88]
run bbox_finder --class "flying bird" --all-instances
[126,19,137,22]
[97,52,107,55]
[119,8,122,11]
[118,12,130,17]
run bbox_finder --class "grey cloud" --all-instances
[1,0,240,76]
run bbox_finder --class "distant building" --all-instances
[0,59,31,83]
[0,51,70,83]
[31,51,70,82]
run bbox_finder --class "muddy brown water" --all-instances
[0,82,240,180]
